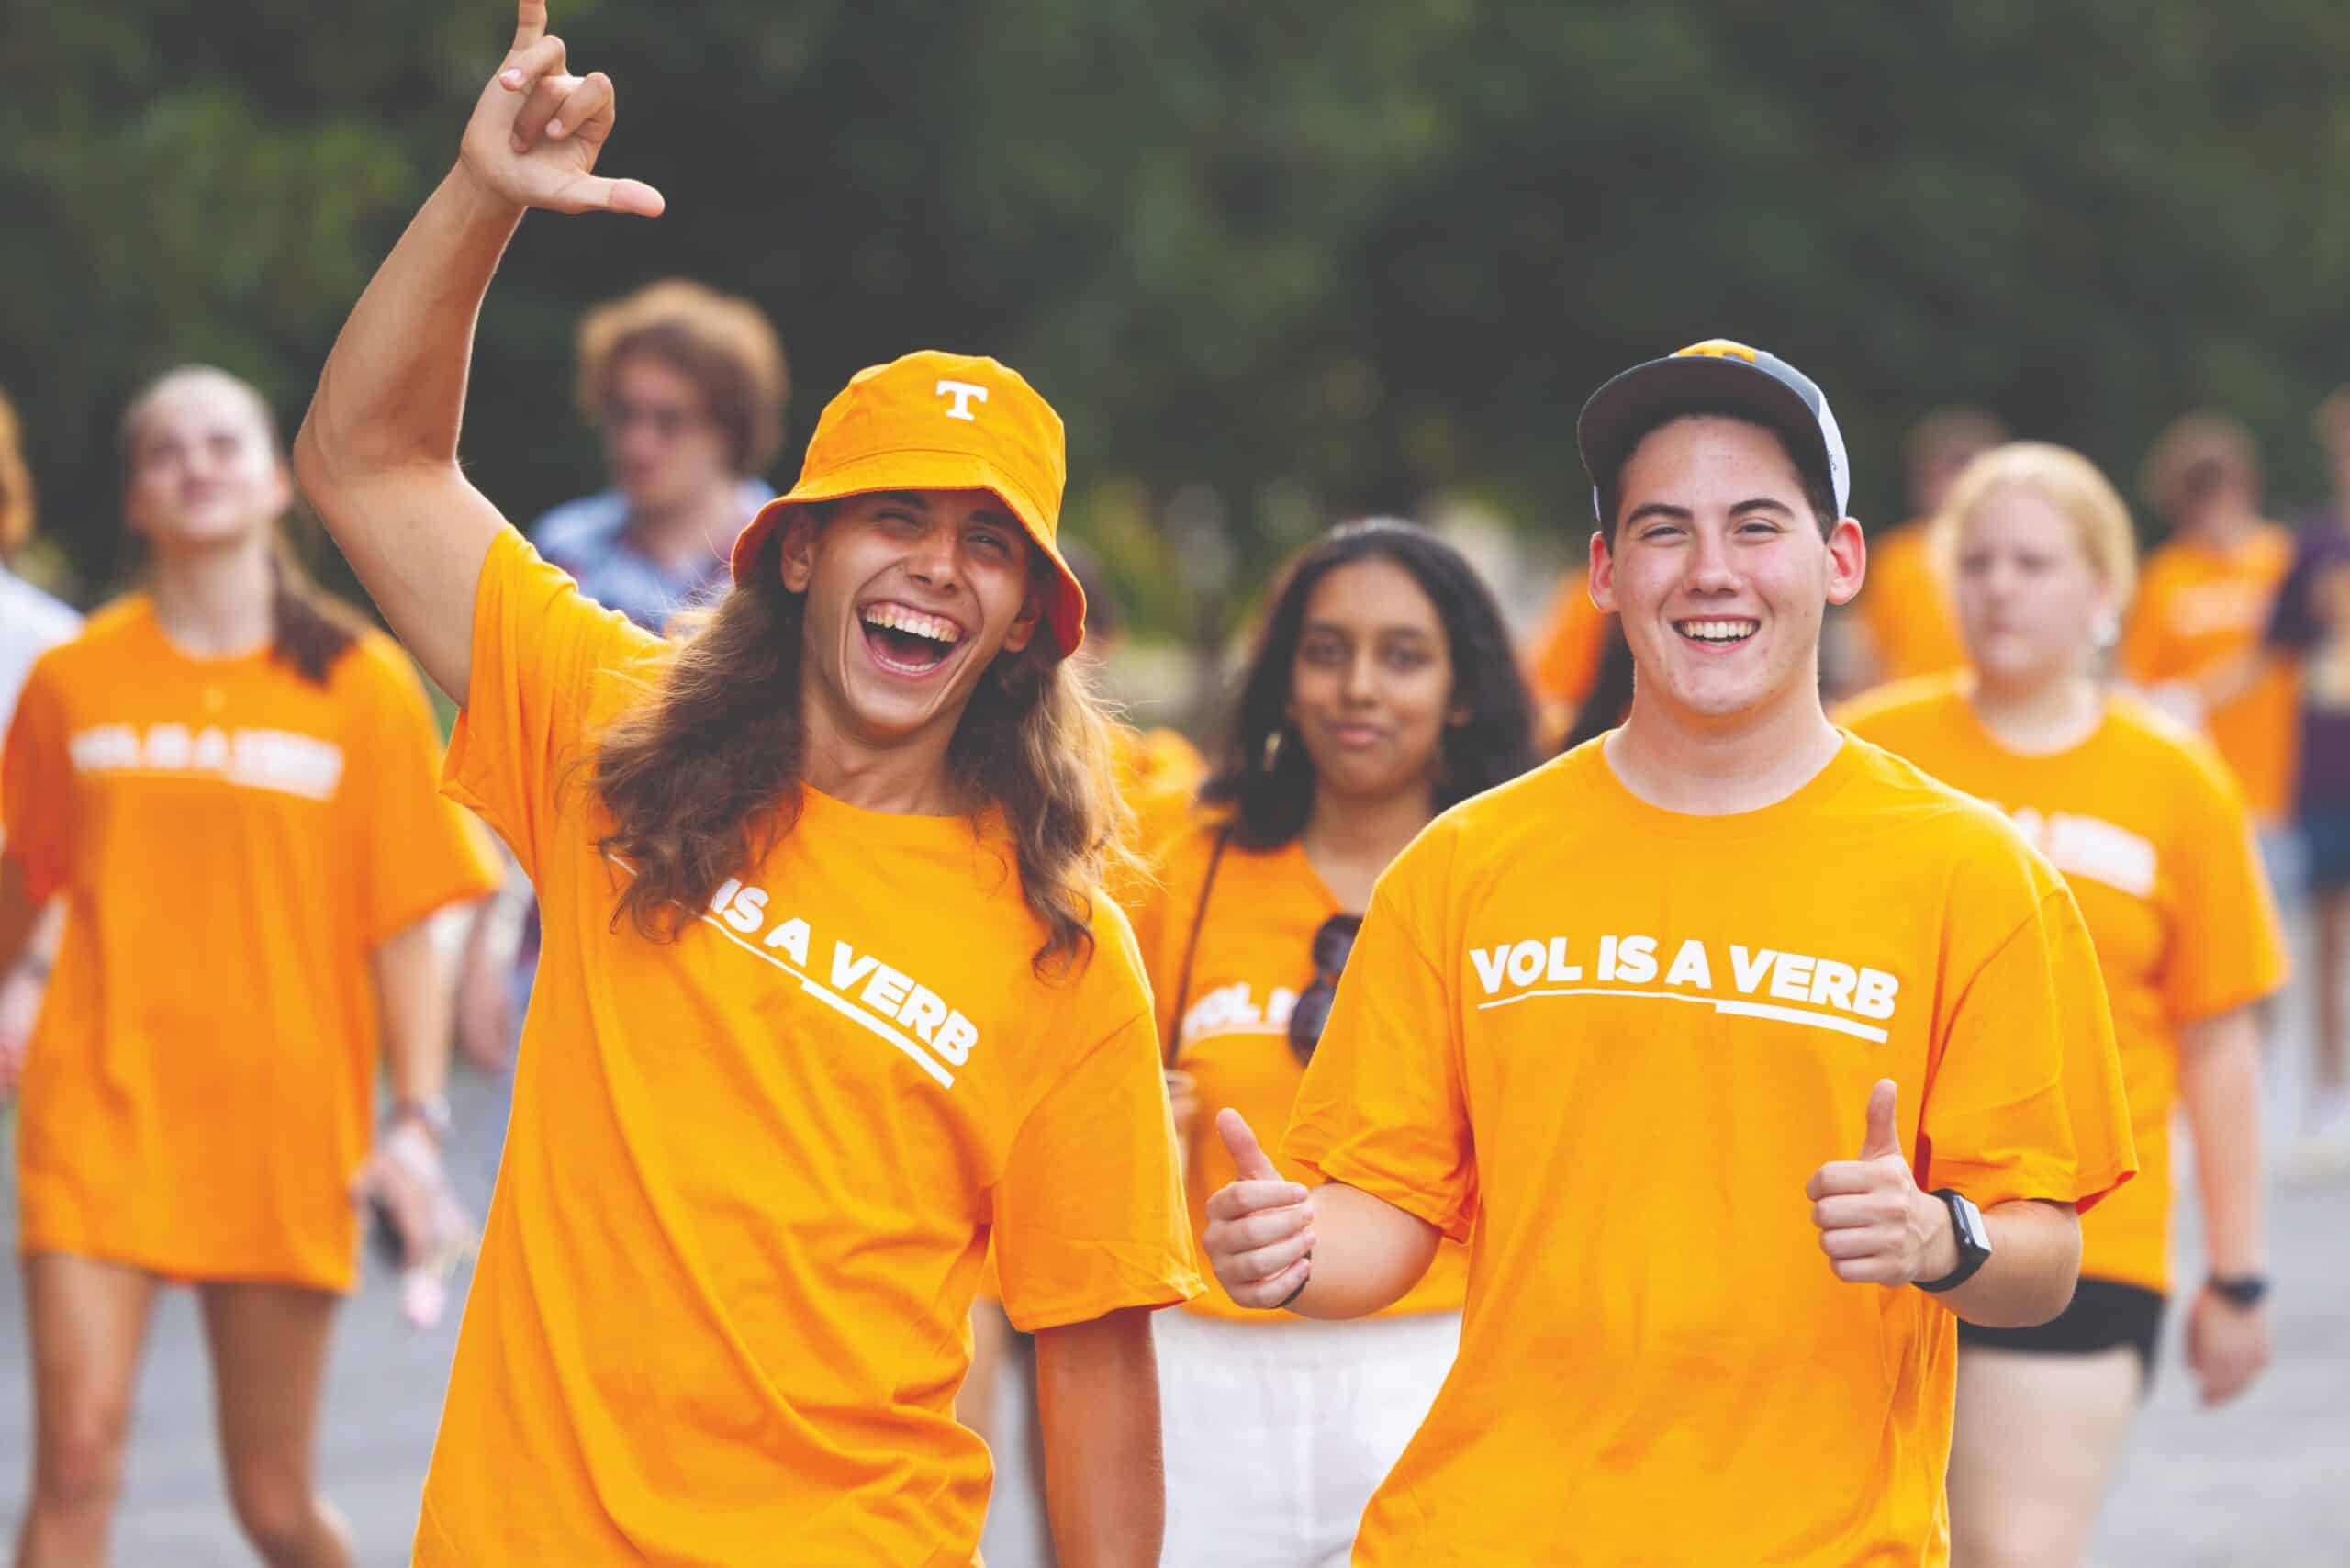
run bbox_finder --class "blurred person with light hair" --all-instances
[0,386,83,1102]
[2266,387,2350,1176]
[2121,412,2300,830]
[0,366,500,1566]
[1840,406,2008,694]
[534,275,788,629]
[1843,442,2285,1568]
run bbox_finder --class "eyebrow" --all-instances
[1301,619,1436,640]
[870,490,1017,528]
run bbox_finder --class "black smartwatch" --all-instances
[1914,1188,1992,1294]
[2207,1273,2269,1308]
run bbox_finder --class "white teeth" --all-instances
[861,603,963,644]
[1677,619,1759,644]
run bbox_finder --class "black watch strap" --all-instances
[2207,1273,2269,1308]
[1915,1188,1992,1294]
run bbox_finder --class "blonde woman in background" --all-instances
[1,367,500,1565]
[1843,442,2286,1568]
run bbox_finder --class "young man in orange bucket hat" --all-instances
[293,6,1197,1562]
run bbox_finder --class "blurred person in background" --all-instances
[2121,413,2299,835]
[293,7,1196,1559]
[1839,406,2008,696]
[0,366,500,1567]
[450,278,790,1075]
[1140,519,1532,1567]
[0,387,82,1100]
[1203,341,2134,1566]
[534,275,785,629]
[2267,388,2350,1177]
[1841,443,2285,1568]
[1520,559,1609,748]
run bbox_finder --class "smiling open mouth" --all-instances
[860,602,966,675]
[1674,618,1759,646]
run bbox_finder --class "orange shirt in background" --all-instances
[1133,820,1468,1324]
[1853,519,1968,684]
[1,599,498,1290]
[1113,721,1205,879]
[1283,737,2134,1567]
[1524,577,1609,714]
[2121,525,2300,820]
[1841,677,2286,1294]
[417,531,1198,1566]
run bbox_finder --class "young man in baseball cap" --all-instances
[293,7,1196,1562]
[1204,339,2137,1564]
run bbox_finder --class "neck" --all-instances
[148,534,274,656]
[1605,668,1843,815]
[796,676,967,817]
[1302,781,1435,912]
[626,481,743,573]
[2185,504,2257,550]
[1966,668,2103,755]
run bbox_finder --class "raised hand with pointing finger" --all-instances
[459,1,665,218]
[1203,1109,1319,1310]
[1805,1079,1972,1289]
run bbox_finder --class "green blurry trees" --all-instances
[6,0,2347,623]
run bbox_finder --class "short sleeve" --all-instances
[2162,754,2289,1022]
[442,528,660,879]
[342,643,503,946]
[1918,884,2137,1215]
[0,655,73,900]
[1282,851,1477,1243]
[991,1006,1203,1332]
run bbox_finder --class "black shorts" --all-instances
[1957,1276,2165,1378]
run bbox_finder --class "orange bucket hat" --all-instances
[728,350,1086,656]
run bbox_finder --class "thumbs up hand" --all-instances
[1804,1080,1958,1288]
[1203,1110,1318,1310]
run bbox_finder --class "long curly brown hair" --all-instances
[586,521,1135,979]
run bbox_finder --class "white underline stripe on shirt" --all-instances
[696,913,957,1088]
[1474,985,1888,1044]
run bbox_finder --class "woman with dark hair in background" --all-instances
[0,365,500,1566]
[1134,518,1535,1567]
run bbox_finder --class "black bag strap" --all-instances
[1164,825,1232,1067]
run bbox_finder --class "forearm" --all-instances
[1938,1198,2079,1327]
[2179,1012,2266,1275]
[1286,1181,1441,1321]
[373,917,454,1107]
[0,859,43,977]
[1034,1307,1164,1568]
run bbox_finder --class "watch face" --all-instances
[1950,1193,1989,1255]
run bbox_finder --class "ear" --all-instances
[998,585,1045,655]
[1823,516,1867,608]
[265,457,297,521]
[776,507,822,593]
[1587,529,1617,614]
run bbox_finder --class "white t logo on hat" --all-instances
[935,380,990,421]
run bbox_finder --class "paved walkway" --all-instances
[3,1025,2344,1564]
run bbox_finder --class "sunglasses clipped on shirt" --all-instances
[1287,913,1363,1067]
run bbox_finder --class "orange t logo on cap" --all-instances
[935,380,990,421]
[1674,339,1760,363]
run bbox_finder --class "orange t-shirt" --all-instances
[1,598,498,1290]
[1133,820,1468,1323]
[1853,519,1968,684]
[2121,526,2300,820]
[1283,736,2134,1567]
[1113,722,1205,889]
[417,531,1198,1566]
[1841,677,2286,1294]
